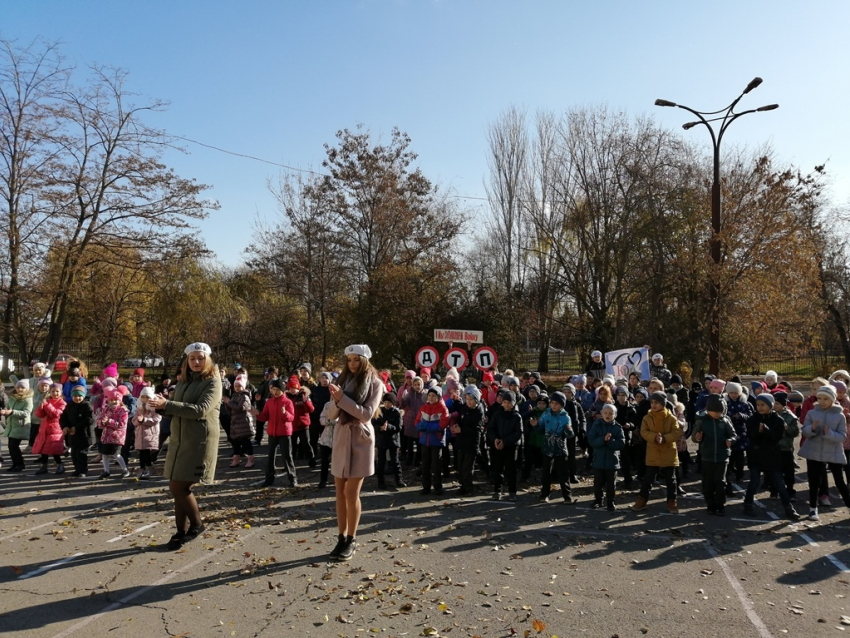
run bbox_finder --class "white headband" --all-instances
[184,342,212,355]
[344,344,372,359]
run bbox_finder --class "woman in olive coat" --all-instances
[148,342,222,550]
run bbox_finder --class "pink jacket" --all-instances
[133,407,161,450]
[33,398,67,456]
[96,404,128,446]
[330,374,383,478]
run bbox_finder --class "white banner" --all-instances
[433,329,484,344]
[604,347,651,381]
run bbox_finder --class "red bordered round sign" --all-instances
[443,347,469,370]
[472,346,498,372]
[415,346,440,369]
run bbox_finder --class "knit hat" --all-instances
[101,378,117,389]
[527,384,540,396]
[549,391,567,407]
[445,367,460,381]
[671,374,683,386]
[382,392,397,405]
[404,369,416,379]
[832,380,848,394]
[505,375,520,388]
[482,371,495,383]
[140,386,156,400]
[298,362,312,373]
[102,362,119,379]
[574,374,587,385]
[614,385,629,396]
[160,372,171,382]
[320,371,333,381]
[601,403,617,416]
[464,384,481,402]
[562,383,576,394]
[344,344,372,359]
[652,353,663,362]
[426,387,441,399]
[706,394,726,414]
[133,368,145,378]
[789,391,805,403]
[71,385,86,397]
[420,367,432,378]
[817,385,837,401]
[602,375,616,386]
[591,350,602,359]
[501,390,517,405]
[765,370,778,382]
[537,392,550,404]
[751,381,767,392]
[103,387,121,402]
[756,393,776,408]
[649,391,667,405]
[286,376,301,390]
[709,379,726,392]
[15,378,29,390]
[773,391,788,406]
[117,384,130,396]
[726,382,743,395]
[635,387,649,400]
[269,378,284,390]
[234,374,248,388]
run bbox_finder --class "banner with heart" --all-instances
[604,347,651,381]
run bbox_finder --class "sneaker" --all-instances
[743,503,756,516]
[329,534,346,559]
[785,506,801,521]
[607,502,616,512]
[492,492,502,501]
[121,469,131,478]
[507,493,517,502]
[395,478,407,488]
[140,470,151,479]
[34,465,48,475]
[819,495,832,508]
[317,481,327,489]
[55,463,65,474]
[99,472,111,479]
[677,485,687,496]
[337,536,356,561]
[807,508,819,521]
[715,506,726,517]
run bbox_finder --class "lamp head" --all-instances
[682,122,699,130]
[743,77,763,94]
[654,99,677,107]
[756,104,779,112]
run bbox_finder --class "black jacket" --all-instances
[311,385,332,428]
[60,400,94,444]
[455,402,487,452]
[373,406,402,448]
[745,411,785,471]
[564,399,586,435]
[487,406,523,447]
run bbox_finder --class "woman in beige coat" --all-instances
[326,344,383,562]
[148,342,222,550]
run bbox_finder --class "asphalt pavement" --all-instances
[2,438,850,638]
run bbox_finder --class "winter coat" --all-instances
[745,411,785,471]
[649,365,673,387]
[310,384,332,429]
[60,400,94,445]
[535,407,573,457]
[588,418,626,470]
[329,372,384,478]
[417,401,450,447]
[640,408,681,467]
[258,394,296,437]
[800,403,848,465]
[227,391,256,440]
[399,386,427,438]
[584,360,606,380]
[133,407,161,450]
[691,413,736,463]
[613,401,637,443]
[778,409,800,453]
[574,389,594,414]
[4,392,33,440]
[693,390,711,414]
[33,397,67,456]
[318,402,336,448]
[96,404,128,446]
[62,377,87,403]
[487,405,523,447]
[374,406,402,448]
[564,399,586,436]
[726,396,753,452]
[131,380,150,399]
[162,373,222,484]
[454,401,486,452]
[673,404,690,452]
[288,390,314,432]
[30,388,47,425]
[838,395,850,450]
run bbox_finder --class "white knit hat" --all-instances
[184,342,212,355]
[344,344,372,359]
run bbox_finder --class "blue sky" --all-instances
[2,0,848,266]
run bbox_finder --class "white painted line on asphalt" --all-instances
[48,529,260,638]
[18,552,85,580]
[106,522,160,543]
[797,531,850,572]
[702,540,774,638]
[0,499,127,542]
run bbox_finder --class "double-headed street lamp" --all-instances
[655,78,778,376]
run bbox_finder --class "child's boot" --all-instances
[245,455,255,468]
[666,499,679,514]
[34,463,48,475]
[631,496,648,511]
[55,462,65,474]
[229,454,241,468]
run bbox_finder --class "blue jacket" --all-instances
[575,389,594,414]
[416,401,449,447]
[62,377,87,403]
[535,408,573,457]
[726,396,753,451]
[588,418,625,470]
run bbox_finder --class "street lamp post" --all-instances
[655,78,778,376]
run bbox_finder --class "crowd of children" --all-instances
[4,354,850,524]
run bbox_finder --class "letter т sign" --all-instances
[443,347,469,370]
[415,346,440,369]
[472,346,498,372]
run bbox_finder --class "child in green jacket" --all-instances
[692,395,736,516]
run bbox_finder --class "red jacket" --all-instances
[258,393,295,436]
[287,390,314,432]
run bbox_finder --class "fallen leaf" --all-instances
[532,619,546,633]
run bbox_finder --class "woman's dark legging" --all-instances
[807,459,850,508]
